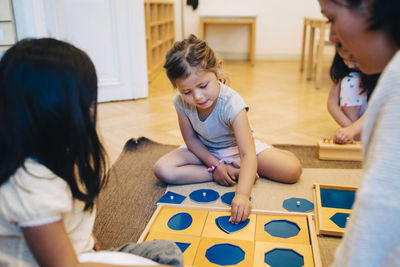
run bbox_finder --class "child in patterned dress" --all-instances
[327,45,379,144]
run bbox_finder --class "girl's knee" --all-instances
[153,160,175,184]
[281,153,302,184]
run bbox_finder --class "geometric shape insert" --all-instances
[320,188,356,209]
[265,248,304,267]
[215,216,250,234]
[175,242,191,253]
[205,243,245,265]
[167,212,193,230]
[189,189,220,203]
[283,197,314,212]
[265,220,300,238]
[330,212,350,228]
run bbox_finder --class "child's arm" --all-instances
[22,221,170,267]
[327,82,354,127]
[177,112,237,185]
[229,109,257,224]
[334,113,365,144]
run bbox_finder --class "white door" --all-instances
[12,0,148,102]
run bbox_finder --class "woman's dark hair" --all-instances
[330,50,379,100]
[0,38,108,210]
[334,0,400,46]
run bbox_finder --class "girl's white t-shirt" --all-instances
[0,158,95,266]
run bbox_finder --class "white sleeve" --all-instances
[0,159,72,227]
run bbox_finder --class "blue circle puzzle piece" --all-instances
[221,192,251,206]
[265,248,304,267]
[215,216,250,234]
[167,212,192,230]
[330,212,351,228]
[205,243,245,265]
[283,197,314,212]
[264,220,300,238]
[189,189,219,203]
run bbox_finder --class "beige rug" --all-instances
[93,137,363,266]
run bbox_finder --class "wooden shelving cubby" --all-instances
[144,0,175,83]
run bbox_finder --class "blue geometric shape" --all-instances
[320,188,356,209]
[205,243,245,265]
[167,212,192,230]
[155,191,186,205]
[283,197,314,212]
[215,216,250,234]
[221,191,251,206]
[330,212,351,228]
[189,189,219,203]
[265,248,304,267]
[264,220,300,238]
[175,242,191,253]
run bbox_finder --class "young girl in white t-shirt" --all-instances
[0,38,178,267]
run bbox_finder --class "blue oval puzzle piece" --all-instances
[189,189,219,203]
[167,212,192,230]
[206,243,245,265]
[221,192,251,206]
[283,197,314,212]
[215,216,250,234]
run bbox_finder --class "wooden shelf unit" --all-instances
[144,0,175,83]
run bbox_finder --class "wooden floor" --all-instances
[98,60,337,163]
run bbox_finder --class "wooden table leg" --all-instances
[300,19,308,72]
[315,25,326,89]
[250,20,256,65]
[306,26,315,80]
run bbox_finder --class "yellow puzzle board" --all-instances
[313,183,358,236]
[138,204,322,267]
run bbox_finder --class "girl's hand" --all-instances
[230,193,252,224]
[212,164,237,186]
[334,125,357,144]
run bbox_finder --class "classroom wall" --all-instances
[173,0,331,61]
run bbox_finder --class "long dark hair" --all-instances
[333,0,400,46]
[0,38,108,210]
[330,51,379,100]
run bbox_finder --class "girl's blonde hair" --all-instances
[164,34,225,87]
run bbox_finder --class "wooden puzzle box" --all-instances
[138,204,322,267]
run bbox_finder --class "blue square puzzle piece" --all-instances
[155,191,186,205]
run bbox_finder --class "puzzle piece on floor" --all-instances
[221,191,252,206]
[189,189,220,203]
[155,191,186,205]
[139,204,322,266]
[283,197,314,212]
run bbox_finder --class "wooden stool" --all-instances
[199,16,256,65]
[300,17,330,89]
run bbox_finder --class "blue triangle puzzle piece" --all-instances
[175,242,191,253]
